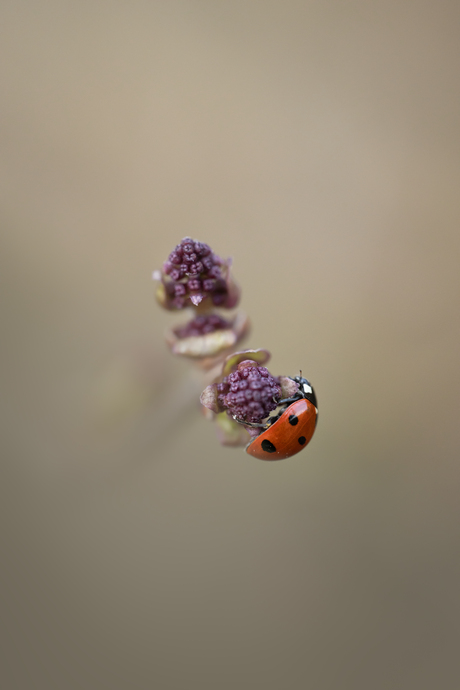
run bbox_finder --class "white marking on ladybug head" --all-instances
[303,383,312,395]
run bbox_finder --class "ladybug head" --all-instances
[293,375,317,409]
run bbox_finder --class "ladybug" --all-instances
[237,375,318,461]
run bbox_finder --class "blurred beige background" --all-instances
[1,1,460,688]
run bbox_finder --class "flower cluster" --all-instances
[155,237,240,311]
[216,364,281,424]
[173,314,231,338]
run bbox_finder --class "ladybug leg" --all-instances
[232,416,268,429]
[276,395,300,405]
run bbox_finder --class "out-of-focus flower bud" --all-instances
[165,312,250,362]
[153,237,240,311]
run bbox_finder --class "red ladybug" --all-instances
[244,376,318,461]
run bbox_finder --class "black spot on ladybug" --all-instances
[261,439,277,453]
[288,414,298,426]
[298,436,306,445]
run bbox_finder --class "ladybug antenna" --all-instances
[299,369,303,378]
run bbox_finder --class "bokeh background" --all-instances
[2,1,460,688]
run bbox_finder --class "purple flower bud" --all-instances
[249,379,262,390]
[169,251,182,264]
[202,256,213,272]
[188,261,203,275]
[208,265,221,278]
[154,237,240,311]
[187,278,201,292]
[193,241,211,256]
[174,283,187,297]
[202,278,215,292]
